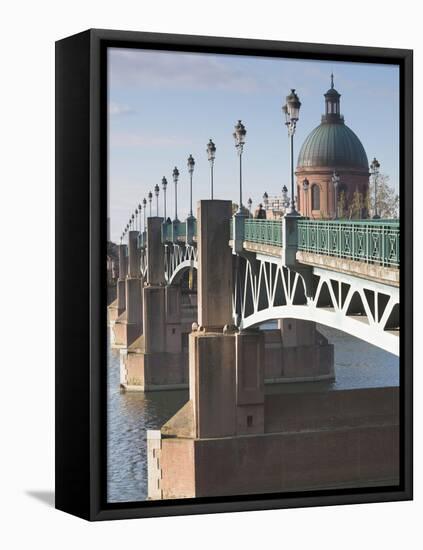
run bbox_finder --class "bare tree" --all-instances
[348,188,364,219]
[368,173,399,219]
[337,190,347,219]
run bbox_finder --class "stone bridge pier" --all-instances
[264,318,334,383]
[120,217,193,391]
[108,243,127,325]
[111,230,143,349]
[147,200,267,498]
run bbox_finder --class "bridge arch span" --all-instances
[240,304,399,356]
[234,255,399,357]
[167,260,198,285]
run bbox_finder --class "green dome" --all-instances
[297,122,369,170]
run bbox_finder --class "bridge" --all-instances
[135,208,399,356]
[108,199,400,500]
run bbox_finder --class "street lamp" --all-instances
[331,172,340,219]
[135,208,139,231]
[154,184,160,216]
[302,177,310,217]
[370,157,381,219]
[263,191,269,210]
[173,166,179,221]
[148,191,153,217]
[142,198,147,230]
[187,154,195,217]
[131,213,135,230]
[247,197,252,215]
[233,120,247,214]
[206,139,216,199]
[138,203,142,231]
[162,177,168,220]
[282,89,301,216]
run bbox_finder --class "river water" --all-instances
[107,325,399,503]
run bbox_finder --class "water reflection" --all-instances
[107,338,187,503]
[107,325,399,503]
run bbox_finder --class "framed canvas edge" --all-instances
[55,28,413,522]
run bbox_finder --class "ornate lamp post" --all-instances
[206,139,216,199]
[370,157,381,219]
[138,203,142,230]
[135,208,139,231]
[154,184,160,216]
[187,154,195,218]
[233,120,247,214]
[131,213,135,230]
[173,167,179,221]
[331,172,340,219]
[282,89,301,216]
[302,177,310,217]
[148,191,153,217]
[162,177,168,220]
[247,197,252,215]
[263,192,269,211]
[142,198,147,230]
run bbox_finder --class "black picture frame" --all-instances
[55,28,413,521]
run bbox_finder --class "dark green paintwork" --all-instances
[297,121,369,170]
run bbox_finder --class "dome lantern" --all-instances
[323,73,342,122]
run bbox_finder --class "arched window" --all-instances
[311,184,320,210]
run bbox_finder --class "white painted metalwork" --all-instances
[164,243,198,284]
[233,255,399,356]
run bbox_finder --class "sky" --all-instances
[108,47,399,243]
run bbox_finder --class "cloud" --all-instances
[110,130,193,148]
[109,48,259,93]
[109,102,135,116]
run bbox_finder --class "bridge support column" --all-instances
[273,319,334,382]
[107,244,127,326]
[112,232,144,348]
[147,200,267,498]
[117,243,128,313]
[261,319,334,383]
[120,216,193,390]
[120,284,190,390]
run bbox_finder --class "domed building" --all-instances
[296,76,369,218]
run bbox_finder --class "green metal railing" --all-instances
[161,220,195,242]
[244,218,283,246]
[297,219,400,267]
[158,215,399,268]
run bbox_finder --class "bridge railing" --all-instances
[297,219,400,267]
[161,220,197,243]
[244,218,283,246]
[161,221,186,242]
[157,214,399,268]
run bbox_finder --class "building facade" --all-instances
[296,76,369,219]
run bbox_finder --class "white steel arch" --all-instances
[164,243,198,284]
[233,256,399,356]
